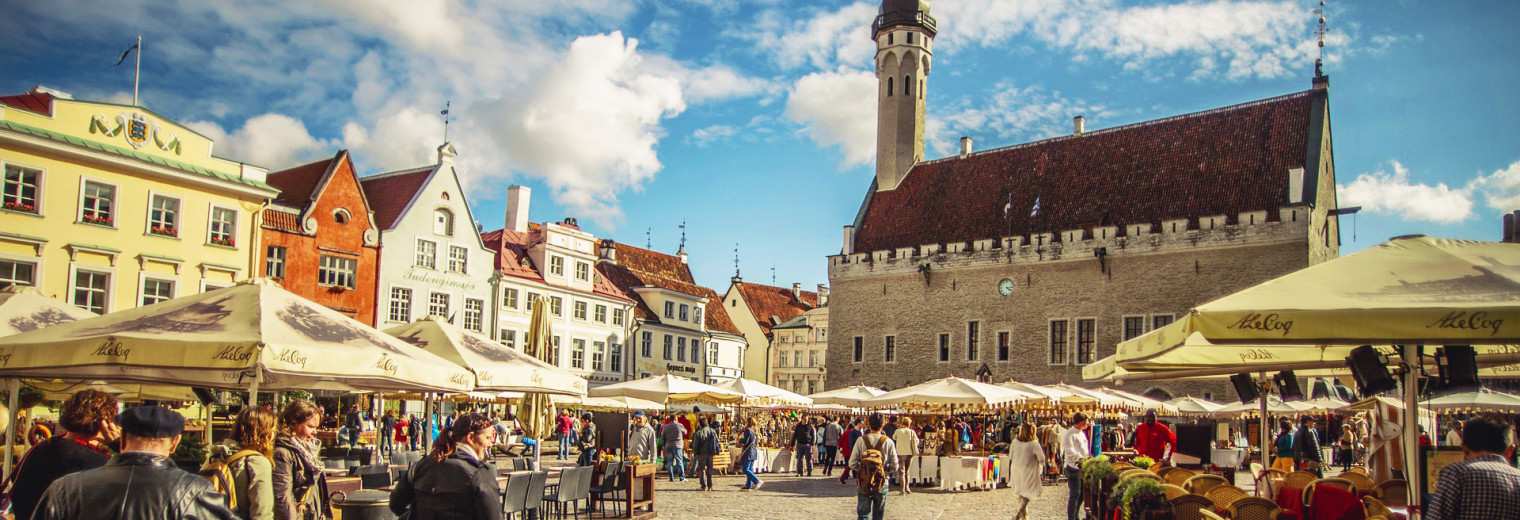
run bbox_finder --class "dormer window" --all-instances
[334,208,350,225]
[433,208,454,236]
[575,261,590,281]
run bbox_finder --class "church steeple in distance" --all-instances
[873,0,935,192]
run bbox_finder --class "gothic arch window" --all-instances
[887,77,893,97]
[904,75,913,96]
[434,208,454,236]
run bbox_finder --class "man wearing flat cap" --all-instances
[32,405,238,520]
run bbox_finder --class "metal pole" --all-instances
[247,370,261,409]
[1259,373,1270,478]
[132,35,141,106]
[1401,344,1422,518]
[5,379,17,477]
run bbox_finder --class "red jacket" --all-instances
[1134,422,1176,460]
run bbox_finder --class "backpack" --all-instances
[856,435,889,495]
[200,449,262,510]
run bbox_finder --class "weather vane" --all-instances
[441,100,452,143]
[1313,1,1328,77]
[734,243,741,277]
[645,227,651,249]
[678,220,687,253]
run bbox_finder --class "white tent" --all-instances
[1423,388,1520,413]
[384,316,587,396]
[998,382,1094,407]
[0,286,96,337]
[551,394,663,412]
[587,374,743,404]
[1211,395,1313,417]
[1165,396,1227,415]
[859,377,1033,411]
[807,385,886,407]
[715,378,812,407]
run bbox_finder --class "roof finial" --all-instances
[771,265,776,285]
[645,227,651,249]
[441,100,452,143]
[1313,1,1328,78]
[677,220,687,254]
[734,242,741,278]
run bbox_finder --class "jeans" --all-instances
[897,455,913,493]
[339,427,359,448]
[856,491,885,520]
[664,445,686,481]
[379,430,393,455]
[742,460,759,488]
[693,454,714,488]
[1065,466,1083,520]
[795,444,813,475]
[821,445,838,474]
[558,432,573,459]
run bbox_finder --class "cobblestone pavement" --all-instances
[644,471,1068,520]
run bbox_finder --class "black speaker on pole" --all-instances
[1229,373,1260,404]
[1273,371,1304,401]
[1437,345,1480,391]
[1346,345,1398,396]
[192,387,219,406]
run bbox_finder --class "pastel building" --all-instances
[722,279,821,383]
[769,305,830,395]
[599,242,747,383]
[258,151,381,324]
[481,186,637,387]
[362,143,494,334]
[0,87,277,310]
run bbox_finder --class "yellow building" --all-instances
[0,87,277,313]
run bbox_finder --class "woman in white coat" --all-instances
[1007,422,1045,520]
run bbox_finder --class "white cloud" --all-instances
[690,125,737,146]
[1338,161,1474,224]
[926,81,1113,157]
[1469,160,1520,213]
[749,3,878,70]
[784,69,878,167]
[186,114,337,169]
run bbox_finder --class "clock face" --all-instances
[998,278,1015,296]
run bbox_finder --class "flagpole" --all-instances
[132,35,141,107]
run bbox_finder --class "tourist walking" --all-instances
[407,414,422,451]
[389,413,502,520]
[822,416,843,475]
[1294,416,1324,477]
[1337,424,1357,471]
[556,409,575,460]
[273,400,332,520]
[379,410,397,457]
[691,418,720,491]
[205,407,278,520]
[891,417,920,494]
[625,410,658,461]
[793,415,816,476]
[5,389,120,520]
[739,417,762,490]
[577,412,600,466]
[341,405,362,448]
[847,412,898,520]
[1272,420,1296,472]
[661,415,688,481]
[1425,415,1520,520]
[32,405,238,520]
[394,414,410,455]
[1007,423,1045,520]
[1062,412,1091,520]
[839,417,864,484]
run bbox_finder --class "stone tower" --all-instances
[873,0,936,192]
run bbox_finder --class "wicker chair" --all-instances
[1163,483,1191,500]
[1185,473,1230,495]
[1201,509,1226,520]
[1373,480,1408,507]
[1125,470,1164,483]
[1158,465,1181,478]
[1121,468,1151,479]
[1362,495,1392,519]
[1165,468,1199,486]
[1206,484,1249,512]
[1171,494,1217,520]
[1302,478,1356,510]
[1283,470,1319,490]
[1256,468,1289,498]
[1227,496,1282,520]
[1339,471,1375,492]
[1345,466,1368,475]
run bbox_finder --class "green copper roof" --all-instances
[0,119,275,192]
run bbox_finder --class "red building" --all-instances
[259,151,381,325]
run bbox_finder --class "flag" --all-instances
[1002,193,1012,217]
[1030,196,1041,217]
[111,42,139,68]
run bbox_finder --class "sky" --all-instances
[3,0,1517,292]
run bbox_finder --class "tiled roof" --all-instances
[699,287,742,335]
[358,167,432,230]
[481,228,635,303]
[266,153,340,206]
[734,281,818,335]
[0,119,275,192]
[853,90,1320,253]
[0,91,54,115]
[771,314,809,330]
[599,242,712,321]
[261,208,302,233]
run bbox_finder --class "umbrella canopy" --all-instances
[0,286,96,337]
[1050,384,1143,411]
[517,296,558,443]
[1098,388,1180,414]
[384,316,586,396]
[26,379,197,402]
[998,382,1090,406]
[666,402,730,415]
[587,374,743,404]
[1422,388,1520,413]
[1110,330,1520,380]
[551,394,663,412]
[1297,397,1351,413]
[858,377,1032,411]
[1211,395,1313,417]
[1339,396,1409,412]
[715,378,812,407]
[807,385,886,407]
[0,279,473,392]
[1165,396,1227,415]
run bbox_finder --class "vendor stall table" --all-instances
[1212,448,1247,469]
[907,455,939,486]
[938,455,999,491]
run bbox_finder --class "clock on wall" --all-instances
[997,278,1015,296]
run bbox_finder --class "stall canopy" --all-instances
[1211,395,1313,417]
[384,316,586,397]
[858,377,1033,411]
[1097,388,1179,415]
[807,385,886,407]
[587,374,743,404]
[551,394,663,412]
[714,378,812,407]
[27,379,196,402]
[0,278,473,392]
[1164,396,1227,415]
[1050,384,1143,411]
[1422,388,1520,413]
[0,286,96,337]
[998,382,1094,407]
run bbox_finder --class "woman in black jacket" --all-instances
[389,413,502,520]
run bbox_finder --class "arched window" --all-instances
[887,77,893,97]
[434,208,454,236]
[333,208,350,225]
[904,75,912,96]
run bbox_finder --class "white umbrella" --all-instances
[859,377,1032,411]
[0,286,96,337]
[998,382,1094,407]
[385,316,587,396]
[1212,396,1313,417]
[1097,388,1180,415]
[1298,397,1351,413]
[1050,384,1143,410]
[715,378,812,407]
[807,385,886,407]
[551,394,663,412]
[1423,388,1520,413]
[0,278,473,393]
[26,379,197,402]
[1165,396,1227,415]
[587,374,743,404]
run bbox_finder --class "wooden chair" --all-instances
[1166,468,1199,486]
[1206,484,1249,512]
[1163,483,1191,500]
[1158,465,1180,478]
[1171,494,1217,520]
[1283,470,1318,490]
[1362,495,1391,519]
[1185,473,1230,495]
[1227,496,1282,520]
[1373,480,1408,507]
[1339,471,1374,492]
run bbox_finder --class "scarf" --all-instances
[275,434,322,482]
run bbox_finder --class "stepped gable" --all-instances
[853,90,1320,254]
[357,166,432,230]
[735,281,818,336]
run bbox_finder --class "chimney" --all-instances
[816,284,829,306]
[1073,116,1085,136]
[598,239,618,264]
[505,185,530,232]
[678,249,688,265]
[792,282,802,300]
[842,225,855,255]
[437,142,457,164]
[1507,212,1518,243]
[959,137,972,158]
[1287,168,1305,204]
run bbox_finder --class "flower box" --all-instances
[149,226,178,237]
[3,201,37,213]
[209,236,236,247]
[82,214,112,225]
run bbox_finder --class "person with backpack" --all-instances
[691,417,720,491]
[577,412,599,467]
[204,407,278,520]
[848,412,899,520]
[378,410,397,458]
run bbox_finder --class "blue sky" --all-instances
[3,0,1517,292]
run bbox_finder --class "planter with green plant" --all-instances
[1132,455,1156,470]
[170,434,208,472]
[1121,477,1169,520]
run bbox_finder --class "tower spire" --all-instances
[677,220,687,254]
[734,243,741,278]
[872,0,935,192]
[441,100,452,143]
[1313,1,1327,77]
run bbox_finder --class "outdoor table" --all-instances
[328,476,362,495]
[938,456,991,491]
[1212,448,1247,468]
[908,455,939,486]
[623,463,656,518]
[772,449,793,473]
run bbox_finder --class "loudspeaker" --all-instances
[1346,345,1398,396]
[1229,373,1260,404]
[192,387,219,406]
[1437,345,1480,391]
[1274,371,1304,401]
